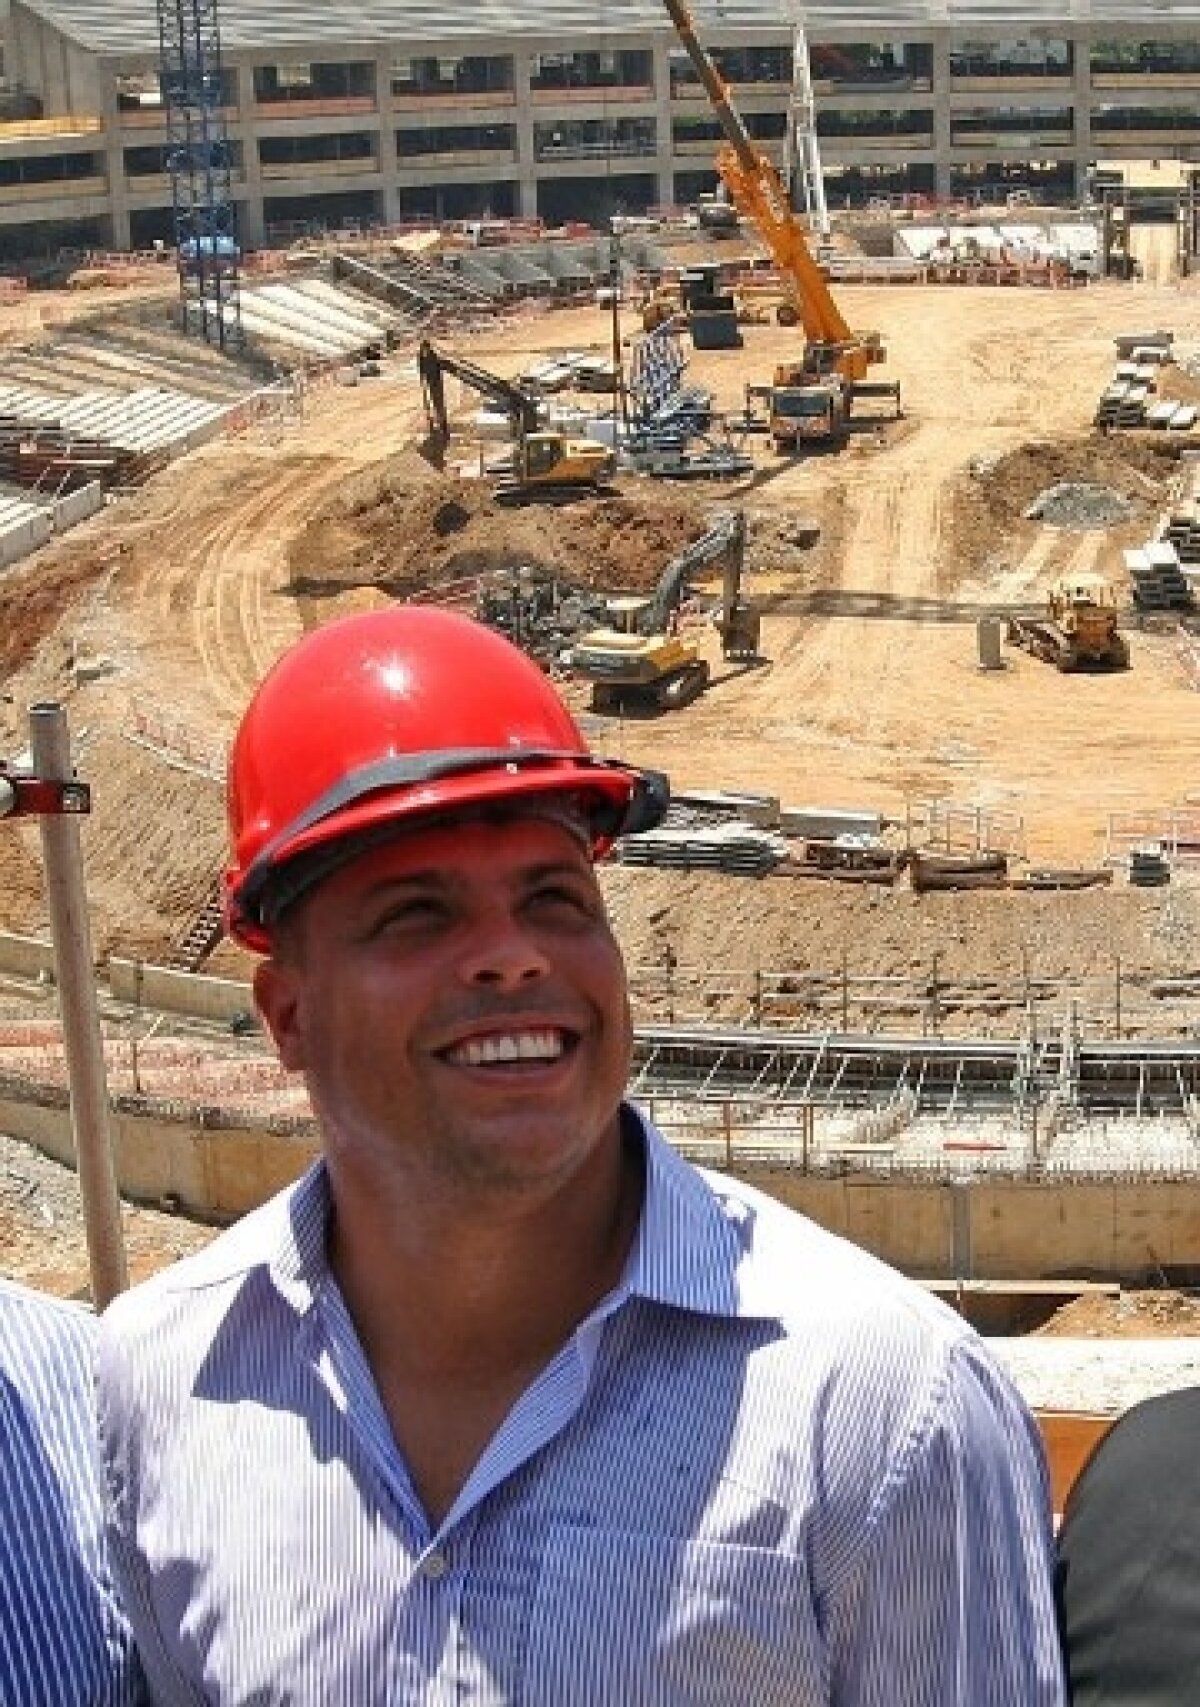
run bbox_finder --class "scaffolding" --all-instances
[157,0,244,351]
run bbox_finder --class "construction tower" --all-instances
[157,0,244,350]
[782,15,831,246]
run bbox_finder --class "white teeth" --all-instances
[451,1029,564,1066]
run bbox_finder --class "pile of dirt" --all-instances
[942,435,1173,581]
[286,454,719,607]
[1037,1289,1200,1339]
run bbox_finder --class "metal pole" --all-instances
[609,224,629,434]
[29,703,128,1306]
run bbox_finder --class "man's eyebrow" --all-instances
[361,857,591,897]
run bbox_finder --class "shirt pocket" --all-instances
[521,1525,825,1706]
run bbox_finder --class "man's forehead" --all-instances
[333,809,594,883]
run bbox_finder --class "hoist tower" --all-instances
[157,0,244,350]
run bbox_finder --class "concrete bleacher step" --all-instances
[54,334,253,404]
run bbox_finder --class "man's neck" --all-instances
[325,1119,644,1385]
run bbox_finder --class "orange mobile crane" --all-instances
[660,0,899,444]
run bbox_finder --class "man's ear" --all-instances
[254,958,307,1073]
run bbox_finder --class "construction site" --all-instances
[4,0,1200,1498]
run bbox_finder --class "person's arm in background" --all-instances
[0,1279,146,1706]
[1056,1387,1200,1707]
[825,1335,1067,1707]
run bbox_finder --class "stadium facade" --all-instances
[2,0,1200,254]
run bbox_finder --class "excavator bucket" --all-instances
[416,428,448,471]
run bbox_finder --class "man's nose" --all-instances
[459,912,550,987]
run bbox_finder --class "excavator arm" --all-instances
[417,340,543,445]
[660,0,879,382]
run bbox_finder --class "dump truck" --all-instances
[1005,574,1129,671]
[571,510,760,712]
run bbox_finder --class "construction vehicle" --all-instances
[659,0,899,439]
[571,510,760,712]
[1005,573,1130,671]
[747,372,852,450]
[416,340,615,503]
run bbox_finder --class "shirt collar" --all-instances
[620,1106,785,1323]
[167,1107,785,1327]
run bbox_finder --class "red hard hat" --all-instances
[224,605,666,951]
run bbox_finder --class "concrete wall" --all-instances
[0,930,56,979]
[0,1074,317,1222]
[0,508,52,566]
[737,1168,1200,1283]
[108,957,257,1027]
[52,479,103,529]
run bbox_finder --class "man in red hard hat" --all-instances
[97,607,1066,1704]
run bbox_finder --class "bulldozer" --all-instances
[570,510,761,713]
[1005,573,1129,672]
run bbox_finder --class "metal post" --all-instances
[608,224,628,434]
[1114,954,1122,1037]
[29,703,128,1306]
[841,950,849,1032]
[930,951,941,1037]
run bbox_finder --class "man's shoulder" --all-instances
[696,1162,961,1336]
[101,1170,313,1346]
[0,1279,94,1382]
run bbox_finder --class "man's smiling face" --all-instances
[254,812,632,1201]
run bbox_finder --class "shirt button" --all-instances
[421,1551,449,1580]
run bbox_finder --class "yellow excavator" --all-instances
[570,510,760,712]
[659,0,900,442]
[417,340,615,503]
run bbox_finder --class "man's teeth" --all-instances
[451,1030,564,1066]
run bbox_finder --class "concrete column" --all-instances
[1071,27,1093,202]
[513,47,538,219]
[928,29,954,201]
[230,60,266,248]
[652,36,675,207]
[375,47,401,224]
[100,71,130,248]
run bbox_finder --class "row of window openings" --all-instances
[111,98,1200,179]
[114,39,1200,118]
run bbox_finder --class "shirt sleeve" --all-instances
[823,1336,1068,1707]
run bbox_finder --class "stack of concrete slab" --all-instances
[1094,377,1149,429]
[616,821,787,876]
[227,280,399,361]
[0,382,231,461]
[1124,540,1197,610]
[1162,500,1200,565]
[1113,329,1174,360]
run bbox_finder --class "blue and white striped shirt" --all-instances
[99,1110,1065,1705]
[0,1279,144,1706]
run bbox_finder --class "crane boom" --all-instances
[660,0,880,381]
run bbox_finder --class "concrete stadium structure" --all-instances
[1,1,1200,256]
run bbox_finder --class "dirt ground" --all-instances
[3,270,1200,973]
[4,258,1200,1302]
